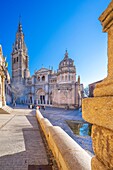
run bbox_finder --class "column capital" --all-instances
[99,1,113,32]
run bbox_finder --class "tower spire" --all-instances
[19,14,21,23]
[17,15,23,33]
[64,49,68,59]
[18,22,23,33]
[12,20,30,82]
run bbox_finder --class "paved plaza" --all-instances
[0,108,49,170]
[0,105,93,170]
[40,107,93,156]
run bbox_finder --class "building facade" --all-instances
[0,45,12,107]
[5,70,12,105]
[11,22,83,108]
[89,80,103,97]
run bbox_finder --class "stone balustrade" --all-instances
[36,109,91,170]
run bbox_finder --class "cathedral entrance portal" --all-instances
[40,95,45,104]
[36,89,46,105]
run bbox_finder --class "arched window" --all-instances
[72,75,73,80]
[42,76,45,81]
[38,76,40,81]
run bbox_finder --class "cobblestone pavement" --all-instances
[40,107,94,156]
[0,108,49,170]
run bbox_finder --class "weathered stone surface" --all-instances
[94,79,113,97]
[91,157,109,170]
[82,97,113,130]
[92,125,113,169]
[83,2,113,170]
[99,1,113,32]
[36,110,92,170]
[93,1,113,97]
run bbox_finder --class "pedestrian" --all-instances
[14,102,16,107]
[13,101,16,108]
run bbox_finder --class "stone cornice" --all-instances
[57,70,76,75]
[99,1,113,32]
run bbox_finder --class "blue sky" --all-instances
[0,0,111,86]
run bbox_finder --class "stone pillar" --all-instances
[1,75,6,106]
[75,83,79,107]
[36,99,38,105]
[40,76,42,82]
[82,1,113,170]
[48,94,50,105]
[32,96,34,104]
[45,94,48,105]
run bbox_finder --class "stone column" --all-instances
[75,83,79,108]
[32,96,34,104]
[83,1,113,170]
[36,99,38,105]
[45,94,48,105]
[48,94,50,105]
[1,75,6,106]
[40,76,42,82]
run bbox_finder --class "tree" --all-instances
[11,81,25,104]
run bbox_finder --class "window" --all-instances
[17,57,18,62]
[72,75,73,80]
[42,76,45,81]
[38,76,40,81]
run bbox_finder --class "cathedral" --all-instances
[11,22,83,109]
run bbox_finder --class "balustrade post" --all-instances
[83,1,113,169]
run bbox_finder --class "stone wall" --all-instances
[82,1,113,169]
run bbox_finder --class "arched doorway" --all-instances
[37,89,46,104]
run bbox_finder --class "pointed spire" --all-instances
[64,49,68,59]
[78,75,80,84]
[18,15,23,33]
[18,22,23,33]
[12,18,28,54]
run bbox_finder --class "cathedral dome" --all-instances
[59,50,74,69]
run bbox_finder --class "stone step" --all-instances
[0,105,14,114]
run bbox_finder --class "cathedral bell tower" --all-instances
[11,21,30,83]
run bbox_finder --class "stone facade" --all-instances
[0,45,12,107]
[83,1,113,169]
[12,22,83,108]
[0,45,6,107]
[89,80,102,97]
[5,70,12,105]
